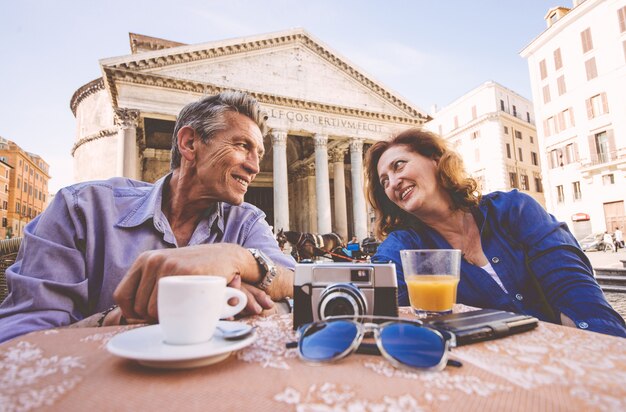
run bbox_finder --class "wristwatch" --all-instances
[248,248,278,291]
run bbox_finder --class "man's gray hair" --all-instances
[170,90,268,169]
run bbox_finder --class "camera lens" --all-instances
[318,283,368,320]
[324,297,355,317]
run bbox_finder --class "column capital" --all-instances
[114,108,140,129]
[349,138,364,153]
[328,147,346,163]
[314,134,329,149]
[270,129,288,146]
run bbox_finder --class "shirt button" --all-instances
[578,322,589,329]
[491,257,500,264]
[515,293,523,301]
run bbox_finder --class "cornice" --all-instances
[103,66,425,126]
[71,128,117,156]
[70,78,105,116]
[103,32,428,120]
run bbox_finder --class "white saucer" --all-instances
[107,321,256,369]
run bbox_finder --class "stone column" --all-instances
[329,147,348,241]
[114,108,140,179]
[314,134,332,234]
[270,129,289,233]
[306,163,317,232]
[350,138,368,241]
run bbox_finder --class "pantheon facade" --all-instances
[70,30,428,241]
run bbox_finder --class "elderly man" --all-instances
[0,91,295,343]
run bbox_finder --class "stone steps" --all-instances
[595,267,626,293]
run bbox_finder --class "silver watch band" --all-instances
[248,248,277,291]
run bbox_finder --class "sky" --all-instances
[0,0,566,193]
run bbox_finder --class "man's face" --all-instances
[193,112,264,205]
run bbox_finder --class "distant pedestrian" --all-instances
[614,227,623,251]
[603,232,614,252]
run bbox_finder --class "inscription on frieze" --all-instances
[268,109,383,133]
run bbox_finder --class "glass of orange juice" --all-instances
[400,249,462,318]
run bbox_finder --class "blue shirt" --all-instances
[0,174,295,343]
[374,190,626,337]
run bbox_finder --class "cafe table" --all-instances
[1,305,625,412]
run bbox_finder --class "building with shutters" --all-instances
[521,0,626,237]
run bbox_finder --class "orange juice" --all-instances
[405,275,459,313]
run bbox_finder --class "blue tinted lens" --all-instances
[300,320,358,361]
[380,323,445,368]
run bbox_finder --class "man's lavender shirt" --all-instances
[0,174,295,343]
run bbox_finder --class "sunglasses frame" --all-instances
[295,315,456,372]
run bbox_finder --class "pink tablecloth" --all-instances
[1,307,625,411]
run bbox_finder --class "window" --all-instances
[504,126,509,134]
[581,28,593,53]
[15,202,19,213]
[554,48,563,70]
[535,177,544,193]
[557,185,565,203]
[526,112,531,123]
[513,105,517,117]
[603,174,615,185]
[506,143,511,159]
[515,130,522,139]
[2,201,6,210]
[4,184,7,193]
[586,93,609,119]
[509,172,518,189]
[471,105,477,120]
[531,151,538,166]
[572,181,581,200]
[557,75,566,95]
[594,132,610,163]
[530,135,534,144]
[543,85,551,103]
[549,149,559,169]
[23,183,27,192]
[565,143,578,164]
[539,59,547,79]
[520,174,529,190]
[471,130,480,139]
[500,99,505,111]
[585,58,597,80]
[518,147,523,162]
[17,178,20,189]
[618,6,626,32]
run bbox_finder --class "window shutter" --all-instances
[543,119,550,137]
[607,129,616,161]
[569,107,575,126]
[573,142,579,161]
[588,134,597,163]
[601,93,609,114]
[586,98,593,119]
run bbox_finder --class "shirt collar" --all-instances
[116,173,225,236]
[116,173,171,228]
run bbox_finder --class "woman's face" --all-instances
[376,144,440,217]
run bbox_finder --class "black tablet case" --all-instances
[424,309,539,346]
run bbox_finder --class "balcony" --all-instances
[580,149,626,176]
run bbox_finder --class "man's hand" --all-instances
[228,275,274,316]
[114,243,259,322]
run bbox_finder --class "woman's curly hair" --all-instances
[364,128,481,239]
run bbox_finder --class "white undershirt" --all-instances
[481,262,508,293]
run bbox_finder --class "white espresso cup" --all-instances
[158,275,247,345]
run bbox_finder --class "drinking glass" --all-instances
[400,249,462,318]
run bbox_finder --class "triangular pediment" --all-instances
[100,29,428,120]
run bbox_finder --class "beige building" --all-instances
[0,159,11,238]
[70,30,429,241]
[0,139,51,237]
[521,0,626,238]
[425,81,546,206]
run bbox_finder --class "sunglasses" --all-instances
[287,316,461,371]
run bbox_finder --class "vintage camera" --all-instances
[293,262,398,329]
